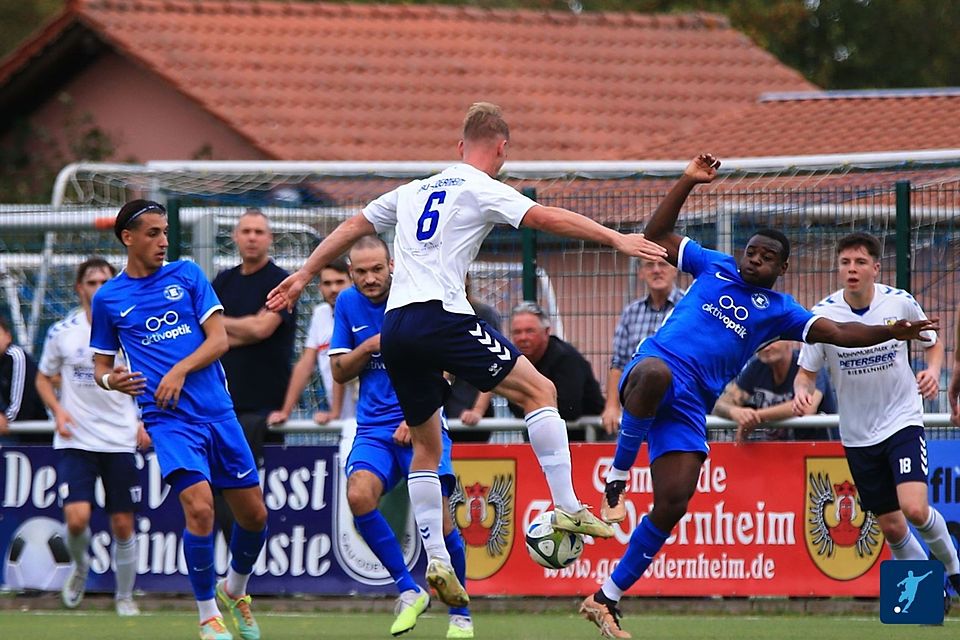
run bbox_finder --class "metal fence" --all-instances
[2,154,960,425]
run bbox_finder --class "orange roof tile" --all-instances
[638,90,960,159]
[1,0,816,160]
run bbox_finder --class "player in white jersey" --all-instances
[795,232,960,603]
[35,258,146,616]
[268,102,668,605]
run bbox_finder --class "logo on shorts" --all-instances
[468,324,512,361]
[488,363,502,377]
[804,457,882,580]
[163,285,184,301]
[449,459,516,580]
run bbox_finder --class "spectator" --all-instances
[508,301,604,441]
[212,208,296,542]
[268,258,357,444]
[602,258,684,436]
[0,315,48,443]
[35,257,146,616]
[444,272,499,443]
[712,340,836,443]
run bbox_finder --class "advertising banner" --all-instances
[452,441,893,596]
[3,441,957,596]
[0,445,424,595]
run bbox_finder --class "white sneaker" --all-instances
[447,614,474,638]
[61,562,89,609]
[115,597,140,617]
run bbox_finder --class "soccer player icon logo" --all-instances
[895,570,932,613]
[879,560,944,624]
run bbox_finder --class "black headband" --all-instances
[114,202,165,240]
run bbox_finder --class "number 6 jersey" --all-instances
[362,163,535,315]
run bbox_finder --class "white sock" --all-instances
[67,527,91,569]
[408,470,451,563]
[601,580,624,602]
[113,535,137,599]
[605,467,629,483]
[889,530,927,560]
[197,598,219,623]
[917,508,960,575]
[526,407,580,513]
[225,566,250,599]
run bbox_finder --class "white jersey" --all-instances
[37,309,139,452]
[362,163,535,314]
[797,284,935,447]
[305,303,356,419]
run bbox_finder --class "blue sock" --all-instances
[354,510,418,594]
[444,529,470,617]
[229,523,267,576]
[612,411,653,473]
[610,517,669,592]
[182,529,216,600]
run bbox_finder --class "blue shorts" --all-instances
[148,416,258,491]
[844,425,928,515]
[57,449,141,513]
[382,301,520,426]
[620,350,712,463]
[346,427,456,497]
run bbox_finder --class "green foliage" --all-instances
[0,0,63,59]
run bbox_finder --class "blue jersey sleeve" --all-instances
[677,237,728,279]
[778,297,816,342]
[186,262,224,324]
[90,290,119,354]
[330,295,355,353]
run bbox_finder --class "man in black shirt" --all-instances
[0,316,49,443]
[507,302,604,441]
[212,209,296,540]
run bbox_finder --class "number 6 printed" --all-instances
[417,190,445,241]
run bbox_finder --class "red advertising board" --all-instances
[450,441,887,596]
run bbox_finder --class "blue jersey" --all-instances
[90,260,234,424]
[640,238,816,401]
[329,286,405,433]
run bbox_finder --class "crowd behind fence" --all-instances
[2,156,960,430]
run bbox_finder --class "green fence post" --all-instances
[895,181,911,292]
[521,187,537,302]
[166,197,181,262]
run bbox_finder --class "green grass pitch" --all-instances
[0,610,955,639]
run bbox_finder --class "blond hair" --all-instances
[462,102,510,142]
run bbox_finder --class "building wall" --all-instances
[9,51,267,163]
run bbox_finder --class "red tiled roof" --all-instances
[638,91,960,159]
[2,0,816,161]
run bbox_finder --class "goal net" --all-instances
[2,152,960,420]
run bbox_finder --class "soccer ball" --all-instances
[3,517,73,590]
[525,511,584,569]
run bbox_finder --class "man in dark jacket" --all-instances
[507,302,604,441]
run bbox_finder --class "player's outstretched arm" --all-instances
[266,214,377,312]
[643,154,720,265]
[520,205,667,262]
[806,316,939,348]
